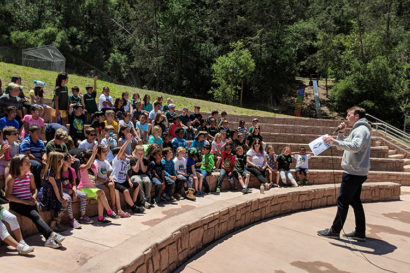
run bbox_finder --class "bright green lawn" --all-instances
[0,62,288,117]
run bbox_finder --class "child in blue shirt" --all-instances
[171,127,187,152]
[161,147,177,202]
[0,106,19,131]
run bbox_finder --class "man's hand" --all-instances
[323,136,335,144]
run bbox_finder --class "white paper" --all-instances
[309,134,333,156]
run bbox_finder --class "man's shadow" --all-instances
[330,237,396,255]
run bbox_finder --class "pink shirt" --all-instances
[77,163,97,190]
[12,172,32,200]
[21,115,44,138]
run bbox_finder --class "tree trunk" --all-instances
[240,79,244,106]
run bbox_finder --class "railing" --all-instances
[366,113,410,156]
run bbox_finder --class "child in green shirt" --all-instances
[200,144,214,193]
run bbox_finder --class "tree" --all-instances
[211,41,255,105]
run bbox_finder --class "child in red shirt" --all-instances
[215,142,236,193]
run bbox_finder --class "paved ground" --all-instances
[1,187,408,273]
[177,187,410,273]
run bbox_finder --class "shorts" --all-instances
[95,182,106,190]
[114,181,137,193]
[295,167,309,175]
[80,188,100,200]
[233,169,249,179]
[52,109,68,119]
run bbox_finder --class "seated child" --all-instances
[148,145,166,205]
[171,127,187,151]
[265,145,279,187]
[21,105,44,139]
[6,154,65,248]
[0,106,19,131]
[90,111,105,140]
[100,125,117,161]
[216,143,236,193]
[277,146,298,187]
[118,125,136,156]
[77,146,119,224]
[173,147,193,200]
[61,153,92,225]
[130,145,152,209]
[233,146,251,194]
[211,133,223,169]
[69,86,83,114]
[112,134,144,214]
[136,114,149,143]
[0,205,34,254]
[104,110,118,132]
[293,147,313,185]
[78,127,98,150]
[161,148,178,201]
[148,125,164,148]
[186,147,203,195]
[69,103,86,145]
[199,144,214,193]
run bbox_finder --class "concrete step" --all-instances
[388,149,397,155]
[389,154,405,159]
[404,165,410,171]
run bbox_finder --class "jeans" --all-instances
[200,169,210,192]
[279,170,297,186]
[331,173,367,234]
[151,177,163,202]
[164,176,175,197]
[30,159,43,190]
[216,169,233,188]
[245,165,268,184]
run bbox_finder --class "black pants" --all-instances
[245,165,268,184]
[9,202,53,239]
[331,173,367,234]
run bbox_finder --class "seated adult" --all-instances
[45,128,69,155]
[20,125,46,189]
[0,83,25,122]
[45,123,69,142]
[245,139,269,188]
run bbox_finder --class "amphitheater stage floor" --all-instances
[1,187,408,273]
[177,187,410,273]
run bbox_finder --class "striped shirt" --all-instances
[12,173,32,200]
[20,136,46,159]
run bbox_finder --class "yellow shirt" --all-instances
[104,120,118,132]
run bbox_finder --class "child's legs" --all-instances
[164,176,175,197]
[279,171,287,184]
[1,210,22,242]
[305,171,310,180]
[114,182,134,207]
[216,169,227,188]
[114,190,122,211]
[275,170,280,183]
[286,171,297,185]
[245,173,251,186]
[197,173,203,191]
[216,156,222,169]
[0,221,18,247]
[131,183,140,203]
[267,169,273,183]
[151,177,162,201]
[63,192,74,219]
[76,190,88,216]
[96,189,111,212]
[200,170,210,192]
[107,182,116,208]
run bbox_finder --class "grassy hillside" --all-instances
[0,62,288,117]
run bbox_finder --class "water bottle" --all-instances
[260,184,265,194]
[109,132,114,144]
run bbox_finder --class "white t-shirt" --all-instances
[246,149,267,168]
[148,110,158,121]
[173,157,187,173]
[95,159,113,181]
[295,154,312,169]
[118,120,134,132]
[98,94,113,110]
[112,156,130,183]
[123,100,131,112]
[100,137,117,162]
[78,140,98,150]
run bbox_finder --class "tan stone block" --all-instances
[311,198,320,208]
[203,227,215,245]
[178,249,188,264]
[251,199,259,211]
[135,265,145,273]
[252,209,261,222]
[168,242,178,266]
[302,200,312,209]
[189,227,204,249]
[146,257,154,273]
[168,262,177,273]
[152,247,161,273]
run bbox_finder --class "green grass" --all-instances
[0,62,289,117]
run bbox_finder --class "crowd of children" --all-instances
[0,73,314,254]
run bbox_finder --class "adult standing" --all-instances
[317,106,371,242]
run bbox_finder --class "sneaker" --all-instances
[51,232,65,245]
[44,237,60,249]
[108,211,120,219]
[17,242,34,255]
[71,218,82,229]
[343,231,366,242]
[174,193,182,200]
[79,215,94,224]
[118,210,131,218]
[97,218,111,224]
[144,201,151,209]
[216,187,221,194]
[304,179,309,185]
[297,180,302,186]
[169,196,177,202]
[242,187,247,194]
[264,183,270,191]
[131,205,145,214]
[317,228,339,240]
